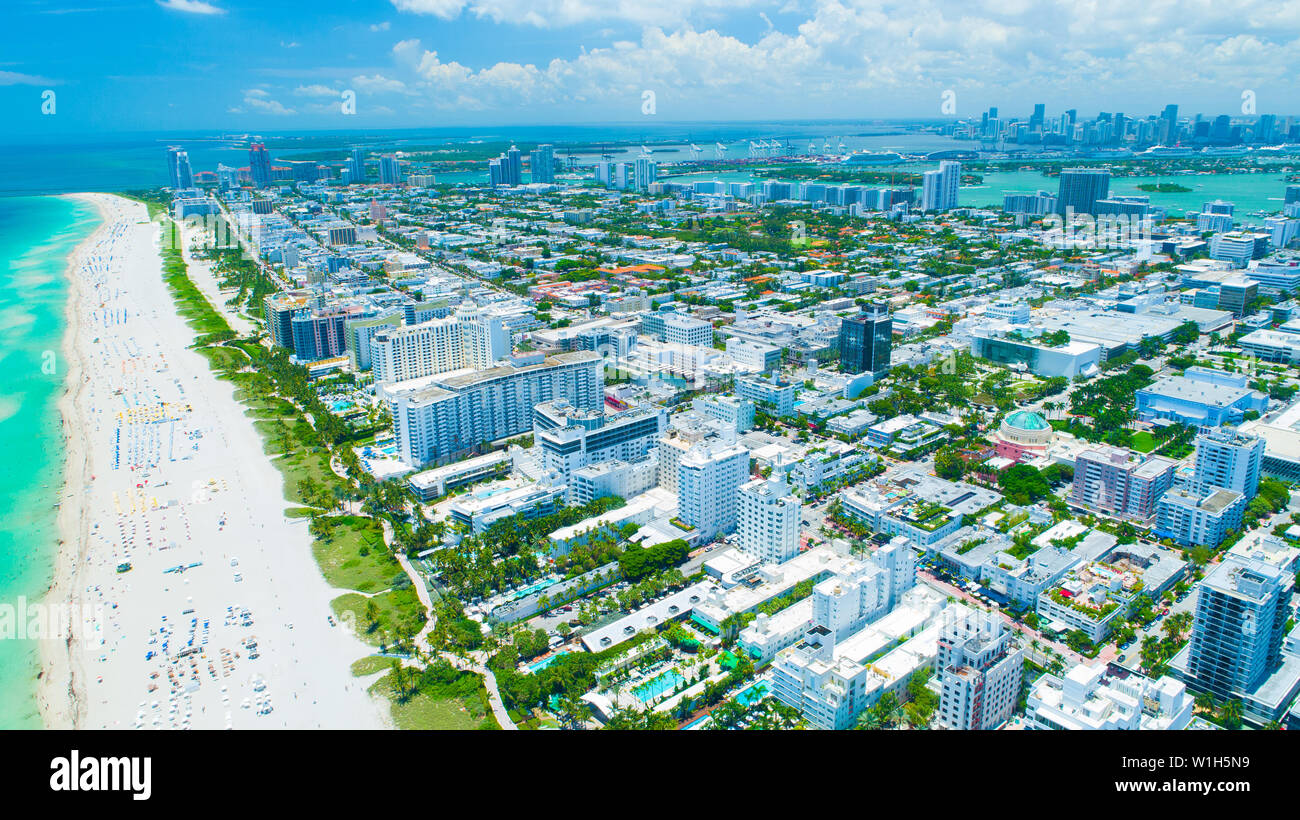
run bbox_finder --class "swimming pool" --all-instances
[735,681,769,707]
[528,651,569,674]
[633,669,684,703]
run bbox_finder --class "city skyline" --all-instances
[5,0,1300,133]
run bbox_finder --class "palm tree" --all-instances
[856,709,884,730]
[394,661,417,702]
[1194,690,1216,714]
[1219,699,1244,729]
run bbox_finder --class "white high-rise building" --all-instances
[936,611,1023,730]
[370,317,465,384]
[371,303,511,384]
[533,401,667,487]
[678,441,750,540]
[1193,427,1264,498]
[634,157,657,191]
[921,160,961,211]
[737,477,801,564]
[381,351,603,468]
[456,303,511,370]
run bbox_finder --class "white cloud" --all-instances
[370,21,392,31]
[351,73,412,94]
[390,0,764,28]
[294,83,340,97]
[240,88,296,115]
[0,70,57,86]
[157,0,226,15]
[256,0,1300,119]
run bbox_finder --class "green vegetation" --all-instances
[1136,183,1192,193]
[997,464,1052,505]
[371,659,498,730]
[331,585,425,649]
[1131,431,1156,453]
[310,515,395,593]
[619,538,690,581]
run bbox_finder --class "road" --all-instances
[918,571,1088,668]
[384,521,519,730]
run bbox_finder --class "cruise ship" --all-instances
[839,150,904,166]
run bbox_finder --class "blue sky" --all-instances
[4,0,1300,134]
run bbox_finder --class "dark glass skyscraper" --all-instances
[167,146,193,189]
[838,302,892,378]
[1056,168,1111,215]
[249,142,273,189]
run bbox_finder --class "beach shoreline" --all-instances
[39,192,115,729]
[38,193,388,730]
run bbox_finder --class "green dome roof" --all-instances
[1005,410,1049,431]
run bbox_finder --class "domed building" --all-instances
[994,410,1054,464]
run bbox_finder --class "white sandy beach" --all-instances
[40,193,388,729]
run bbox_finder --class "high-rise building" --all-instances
[345,312,403,372]
[249,143,273,189]
[1155,486,1245,548]
[489,146,524,187]
[736,477,801,564]
[263,292,313,350]
[167,147,194,189]
[1184,555,1293,703]
[936,612,1024,731]
[1210,114,1233,143]
[370,303,511,384]
[533,401,666,487]
[1194,427,1264,498]
[678,441,750,540]
[289,308,349,362]
[456,303,510,370]
[530,144,555,183]
[1028,103,1046,133]
[371,317,466,384]
[1056,168,1111,215]
[216,164,238,190]
[633,156,657,192]
[379,154,402,185]
[349,147,366,182]
[1255,114,1276,143]
[1070,446,1177,522]
[381,351,604,467]
[837,302,892,378]
[505,145,523,186]
[1161,104,1180,145]
[921,160,960,211]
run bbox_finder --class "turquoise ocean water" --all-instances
[0,195,100,729]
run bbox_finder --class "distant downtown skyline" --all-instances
[3,1,1300,134]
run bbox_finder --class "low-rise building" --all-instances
[1026,665,1195,730]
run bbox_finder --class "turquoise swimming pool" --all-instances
[633,669,684,703]
[528,651,569,674]
[735,681,769,707]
